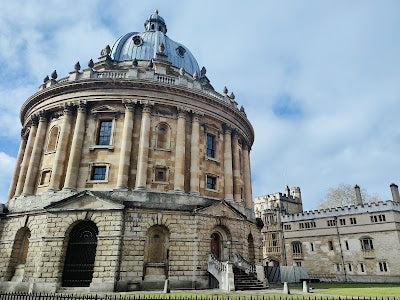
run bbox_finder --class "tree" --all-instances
[318,183,382,209]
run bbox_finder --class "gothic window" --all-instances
[345,240,349,250]
[328,240,334,251]
[291,241,302,256]
[155,123,171,149]
[379,261,388,272]
[350,217,357,224]
[46,126,59,152]
[359,263,365,272]
[310,242,314,251]
[206,133,216,158]
[97,120,112,145]
[360,237,374,251]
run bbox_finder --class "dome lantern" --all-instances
[144,9,167,34]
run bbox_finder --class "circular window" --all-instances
[132,35,143,46]
[176,46,186,58]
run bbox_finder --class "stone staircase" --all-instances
[233,267,266,290]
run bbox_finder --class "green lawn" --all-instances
[308,283,400,298]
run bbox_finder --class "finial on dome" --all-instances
[147,59,154,69]
[159,43,165,54]
[43,75,49,83]
[88,59,94,68]
[74,62,81,72]
[155,9,159,15]
[132,58,138,67]
[230,92,235,99]
[223,86,228,95]
[101,45,111,57]
[51,70,57,80]
[201,66,206,77]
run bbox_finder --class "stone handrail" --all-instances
[233,253,256,274]
[96,71,127,79]
[207,253,235,291]
[156,75,176,85]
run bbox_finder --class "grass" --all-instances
[307,283,400,298]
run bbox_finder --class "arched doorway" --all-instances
[248,233,255,263]
[7,227,31,281]
[62,221,98,287]
[210,232,222,260]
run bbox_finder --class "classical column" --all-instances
[190,113,201,195]
[7,130,28,200]
[223,125,233,200]
[243,143,253,209]
[63,102,87,190]
[23,113,48,195]
[14,118,38,197]
[48,105,73,191]
[116,101,135,190]
[232,132,242,202]
[135,104,152,189]
[174,109,187,192]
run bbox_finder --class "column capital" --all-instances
[122,99,136,111]
[77,100,88,113]
[177,107,188,119]
[31,114,39,126]
[192,111,203,122]
[242,142,251,151]
[38,110,49,122]
[222,123,233,134]
[142,103,152,114]
[63,102,75,115]
[21,128,28,141]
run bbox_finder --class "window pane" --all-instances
[206,176,216,190]
[206,134,215,158]
[92,166,106,180]
[98,121,112,145]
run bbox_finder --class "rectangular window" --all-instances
[339,218,346,226]
[206,134,216,158]
[327,219,337,227]
[292,242,302,254]
[350,217,357,225]
[296,261,302,267]
[348,263,352,272]
[155,167,167,182]
[361,238,374,251]
[206,175,217,190]
[97,121,112,145]
[359,263,365,273]
[310,242,314,252]
[39,170,51,186]
[91,166,107,181]
[328,240,334,251]
[335,263,341,272]
[284,224,291,230]
[379,261,388,272]
[345,240,349,250]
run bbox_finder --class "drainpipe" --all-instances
[334,216,347,282]
[114,207,126,292]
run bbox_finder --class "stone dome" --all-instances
[111,10,200,75]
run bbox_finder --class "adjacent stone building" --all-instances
[0,11,262,292]
[255,184,400,283]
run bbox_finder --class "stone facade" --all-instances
[255,184,400,283]
[0,11,262,292]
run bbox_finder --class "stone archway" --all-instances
[247,233,255,263]
[210,225,232,261]
[6,227,31,281]
[62,221,98,287]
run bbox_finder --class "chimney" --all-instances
[390,183,400,203]
[354,185,363,205]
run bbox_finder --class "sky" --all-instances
[0,1,399,210]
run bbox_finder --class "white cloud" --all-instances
[0,1,399,208]
[0,152,16,202]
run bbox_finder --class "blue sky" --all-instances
[0,1,399,209]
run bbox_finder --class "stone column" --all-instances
[190,113,201,195]
[135,104,152,189]
[64,102,87,190]
[116,101,135,190]
[232,132,242,202]
[23,113,48,195]
[15,119,38,197]
[48,105,73,191]
[223,125,233,200]
[174,108,186,192]
[243,143,253,209]
[7,130,28,200]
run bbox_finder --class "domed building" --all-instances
[0,11,263,292]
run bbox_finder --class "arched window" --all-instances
[62,221,98,287]
[248,233,255,263]
[6,227,31,281]
[210,232,222,260]
[46,126,59,152]
[155,123,170,149]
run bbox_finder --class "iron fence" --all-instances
[0,292,397,300]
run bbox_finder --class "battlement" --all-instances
[281,200,400,222]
